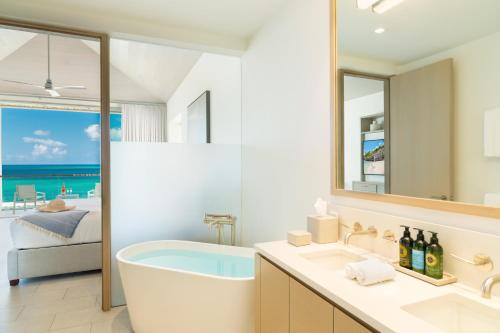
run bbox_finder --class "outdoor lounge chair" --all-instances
[13,185,46,214]
[87,183,101,198]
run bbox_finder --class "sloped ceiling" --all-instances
[0,28,202,103]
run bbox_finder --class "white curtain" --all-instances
[121,104,168,142]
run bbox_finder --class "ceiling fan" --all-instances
[0,34,86,97]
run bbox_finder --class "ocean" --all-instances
[2,164,100,202]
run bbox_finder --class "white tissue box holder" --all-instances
[307,215,339,244]
[287,230,312,247]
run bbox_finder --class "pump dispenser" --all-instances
[399,225,413,269]
[412,228,427,274]
[425,232,443,279]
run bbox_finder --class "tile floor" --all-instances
[1,217,134,332]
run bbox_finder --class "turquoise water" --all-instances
[2,164,100,202]
[130,249,255,278]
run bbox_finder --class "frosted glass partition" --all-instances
[110,142,241,306]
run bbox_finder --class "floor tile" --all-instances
[51,305,128,331]
[0,313,55,333]
[51,323,92,332]
[0,286,64,309]
[91,318,133,333]
[0,305,23,323]
[65,283,102,300]
[19,295,97,321]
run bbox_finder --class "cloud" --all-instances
[110,128,122,141]
[23,136,67,159]
[34,129,50,136]
[23,137,66,147]
[32,144,49,157]
[51,147,67,156]
[84,124,100,141]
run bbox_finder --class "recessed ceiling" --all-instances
[338,0,500,64]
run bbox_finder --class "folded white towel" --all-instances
[345,259,396,286]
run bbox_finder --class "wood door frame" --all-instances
[330,0,500,219]
[0,17,112,311]
[337,69,391,193]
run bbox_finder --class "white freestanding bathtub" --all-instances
[116,240,255,333]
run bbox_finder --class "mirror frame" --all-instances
[329,0,500,219]
[0,17,112,310]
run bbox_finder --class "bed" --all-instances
[7,199,102,286]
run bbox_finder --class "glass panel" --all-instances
[109,38,242,305]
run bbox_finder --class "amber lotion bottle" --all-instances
[425,232,443,279]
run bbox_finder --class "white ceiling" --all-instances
[0,28,203,103]
[338,0,500,64]
[344,75,384,101]
[0,0,288,49]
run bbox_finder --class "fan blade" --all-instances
[0,79,44,88]
[54,85,86,90]
[46,89,60,97]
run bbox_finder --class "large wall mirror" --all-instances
[333,0,500,217]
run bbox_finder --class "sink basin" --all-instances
[402,293,500,333]
[299,249,364,271]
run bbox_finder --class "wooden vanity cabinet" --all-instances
[259,256,290,333]
[290,278,333,333]
[256,254,376,333]
[334,308,371,333]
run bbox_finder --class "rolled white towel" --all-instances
[345,259,396,286]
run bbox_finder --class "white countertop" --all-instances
[255,240,500,333]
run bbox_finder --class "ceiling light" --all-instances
[356,0,379,9]
[374,28,385,34]
[373,0,405,14]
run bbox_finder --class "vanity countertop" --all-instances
[255,240,500,333]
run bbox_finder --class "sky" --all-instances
[2,108,121,165]
[363,139,384,154]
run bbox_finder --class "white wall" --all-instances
[343,92,384,190]
[241,0,500,250]
[167,53,241,144]
[241,0,331,246]
[111,143,241,306]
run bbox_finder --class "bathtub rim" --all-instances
[116,240,255,281]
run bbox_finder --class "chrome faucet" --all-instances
[343,222,378,246]
[481,274,500,299]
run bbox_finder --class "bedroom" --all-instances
[0,20,242,331]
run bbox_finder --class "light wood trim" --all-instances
[329,0,500,219]
[99,34,112,312]
[255,254,262,333]
[0,17,112,310]
[290,278,333,333]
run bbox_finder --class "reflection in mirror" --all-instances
[337,0,500,207]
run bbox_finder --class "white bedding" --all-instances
[10,199,102,249]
